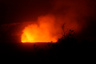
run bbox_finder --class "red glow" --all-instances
[21,15,58,43]
[21,14,82,43]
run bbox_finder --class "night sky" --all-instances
[0,0,53,24]
[0,0,96,42]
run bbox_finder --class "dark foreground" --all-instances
[0,38,96,62]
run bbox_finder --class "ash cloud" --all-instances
[0,0,96,41]
[49,0,96,39]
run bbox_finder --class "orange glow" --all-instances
[21,14,82,43]
[21,15,59,43]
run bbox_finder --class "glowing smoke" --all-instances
[21,14,81,43]
[21,0,95,43]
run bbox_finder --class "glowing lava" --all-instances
[21,15,59,43]
[21,14,82,43]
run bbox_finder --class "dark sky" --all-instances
[0,0,96,24]
[0,0,53,24]
[0,0,96,41]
